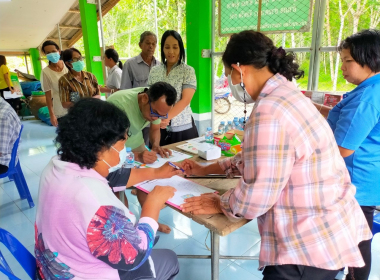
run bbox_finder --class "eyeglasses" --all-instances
[68,56,84,62]
[149,100,168,119]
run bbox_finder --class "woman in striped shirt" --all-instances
[58,48,100,113]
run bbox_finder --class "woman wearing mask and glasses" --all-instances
[100,48,123,96]
[40,41,69,127]
[58,48,100,113]
[180,31,371,280]
[147,30,198,145]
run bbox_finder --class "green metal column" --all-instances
[186,0,212,135]
[79,0,104,84]
[29,48,42,80]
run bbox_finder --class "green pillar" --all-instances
[186,0,212,135]
[29,48,42,80]
[79,0,104,84]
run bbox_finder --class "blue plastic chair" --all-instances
[0,125,34,208]
[0,228,36,279]
[373,212,380,236]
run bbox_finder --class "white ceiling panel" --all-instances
[0,0,77,51]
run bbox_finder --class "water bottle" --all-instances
[205,127,214,144]
[218,121,225,135]
[225,121,233,133]
[233,117,239,124]
[231,119,237,130]
[239,117,245,130]
[123,147,135,168]
[234,121,240,131]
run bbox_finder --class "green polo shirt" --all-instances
[107,87,160,150]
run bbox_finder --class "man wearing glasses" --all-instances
[107,82,176,164]
[107,82,177,233]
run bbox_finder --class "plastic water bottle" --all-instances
[231,119,237,130]
[234,121,240,131]
[218,121,225,135]
[233,117,239,125]
[225,121,233,133]
[123,147,134,168]
[205,127,214,144]
[239,117,245,130]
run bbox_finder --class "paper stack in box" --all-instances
[197,143,221,160]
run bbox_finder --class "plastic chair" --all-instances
[0,228,36,280]
[373,212,380,236]
[0,125,34,208]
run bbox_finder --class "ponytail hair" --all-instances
[105,48,123,70]
[222,30,304,81]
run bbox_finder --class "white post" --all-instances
[57,24,63,50]
[153,0,159,59]
[98,0,108,79]
[211,0,216,132]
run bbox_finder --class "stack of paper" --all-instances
[141,149,192,168]
[136,175,216,209]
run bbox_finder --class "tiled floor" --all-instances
[0,118,380,280]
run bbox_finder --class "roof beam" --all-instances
[47,38,70,41]
[67,0,121,47]
[68,9,81,13]
[59,25,82,30]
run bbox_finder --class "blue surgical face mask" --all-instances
[72,60,85,72]
[227,64,255,104]
[102,146,128,173]
[46,52,60,63]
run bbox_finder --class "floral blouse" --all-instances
[148,63,197,130]
[35,156,158,280]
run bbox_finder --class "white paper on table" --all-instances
[3,91,23,99]
[136,175,216,209]
[144,149,192,168]
[186,136,207,145]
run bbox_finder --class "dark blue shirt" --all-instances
[327,74,380,206]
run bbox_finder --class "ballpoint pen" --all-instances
[168,161,185,173]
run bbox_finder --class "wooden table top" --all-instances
[163,141,250,237]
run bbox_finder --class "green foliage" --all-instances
[75,0,380,92]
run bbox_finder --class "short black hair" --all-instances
[145,82,177,106]
[55,98,130,169]
[160,30,185,65]
[61,48,82,63]
[222,30,304,81]
[0,55,6,66]
[105,48,123,70]
[338,29,380,72]
[41,40,60,54]
[139,31,157,45]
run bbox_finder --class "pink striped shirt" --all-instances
[219,74,371,270]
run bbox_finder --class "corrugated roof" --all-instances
[40,0,120,51]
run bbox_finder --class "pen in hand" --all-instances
[168,161,185,173]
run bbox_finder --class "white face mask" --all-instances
[102,146,127,173]
[227,65,255,104]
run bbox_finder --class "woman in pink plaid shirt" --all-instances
[181,31,371,280]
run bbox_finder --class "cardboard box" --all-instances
[214,130,244,157]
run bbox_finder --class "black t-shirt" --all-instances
[106,167,131,191]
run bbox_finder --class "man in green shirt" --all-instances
[107,82,176,163]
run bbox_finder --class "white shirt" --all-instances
[41,66,68,118]
[106,65,122,89]
[148,63,197,129]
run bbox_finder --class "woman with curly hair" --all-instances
[35,98,180,280]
